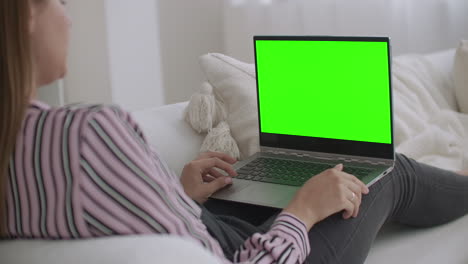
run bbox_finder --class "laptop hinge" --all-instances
[260,146,393,167]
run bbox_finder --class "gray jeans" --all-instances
[201,153,468,264]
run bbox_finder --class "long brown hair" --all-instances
[0,0,36,236]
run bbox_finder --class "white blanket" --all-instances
[392,55,468,171]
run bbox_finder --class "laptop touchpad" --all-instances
[236,182,298,208]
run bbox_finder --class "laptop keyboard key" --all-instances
[235,157,374,186]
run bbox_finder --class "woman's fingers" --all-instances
[337,176,363,219]
[198,177,233,202]
[342,199,355,219]
[342,190,361,219]
[346,180,363,218]
[181,156,237,204]
[351,190,361,218]
[202,174,216,182]
[204,168,225,179]
[195,157,238,177]
[328,165,369,219]
[341,172,369,194]
[353,177,370,194]
[203,167,236,183]
[199,151,237,164]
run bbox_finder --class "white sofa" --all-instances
[2,48,467,264]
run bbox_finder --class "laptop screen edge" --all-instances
[253,35,395,160]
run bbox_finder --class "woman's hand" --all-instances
[284,164,369,230]
[180,152,238,204]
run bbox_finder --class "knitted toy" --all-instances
[185,82,240,159]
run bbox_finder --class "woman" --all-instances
[1,0,468,263]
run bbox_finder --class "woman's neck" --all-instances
[30,89,37,101]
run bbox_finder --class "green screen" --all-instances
[256,40,392,144]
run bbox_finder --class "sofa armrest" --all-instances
[0,235,222,264]
[131,102,204,177]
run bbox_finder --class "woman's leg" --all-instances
[201,199,280,260]
[204,199,279,226]
[300,153,468,264]
[202,153,468,263]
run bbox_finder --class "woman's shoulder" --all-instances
[9,102,135,239]
[29,100,127,117]
[23,100,140,154]
[27,100,131,130]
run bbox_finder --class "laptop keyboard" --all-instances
[236,157,373,187]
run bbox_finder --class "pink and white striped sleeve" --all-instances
[77,105,311,264]
[232,213,310,264]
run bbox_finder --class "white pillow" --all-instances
[199,53,259,159]
[454,40,468,114]
[194,50,466,170]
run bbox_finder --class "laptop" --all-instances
[211,36,395,209]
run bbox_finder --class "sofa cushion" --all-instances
[199,53,259,160]
[454,40,468,113]
[131,102,204,177]
[193,50,468,169]
[422,49,457,110]
[366,215,468,264]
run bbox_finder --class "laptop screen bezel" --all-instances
[254,35,394,160]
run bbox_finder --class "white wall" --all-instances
[60,0,468,110]
[38,81,64,107]
[105,0,165,110]
[65,0,113,105]
[156,0,224,104]
[63,0,223,109]
[223,0,468,63]
[65,0,166,111]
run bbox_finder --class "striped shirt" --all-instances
[5,100,310,263]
